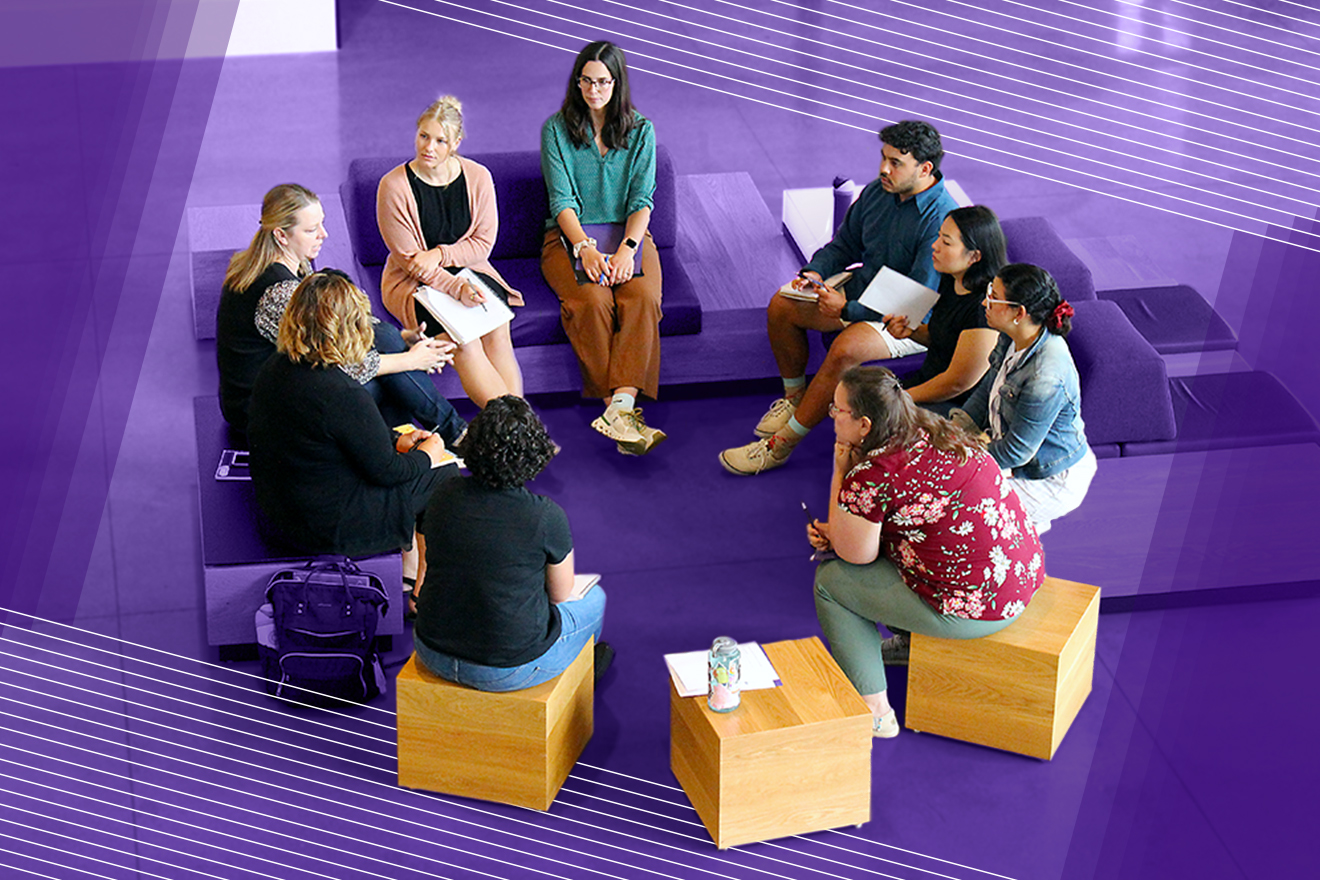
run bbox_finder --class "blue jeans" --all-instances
[414,585,606,692]
[367,322,466,446]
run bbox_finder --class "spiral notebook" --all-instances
[413,268,514,345]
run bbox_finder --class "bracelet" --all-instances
[572,237,598,260]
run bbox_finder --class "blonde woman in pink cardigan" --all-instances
[377,96,524,407]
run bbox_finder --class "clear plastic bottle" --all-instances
[707,636,742,713]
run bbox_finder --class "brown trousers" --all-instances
[540,228,663,400]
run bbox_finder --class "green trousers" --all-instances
[814,556,1017,695]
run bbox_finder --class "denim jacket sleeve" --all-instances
[986,364,1068,471]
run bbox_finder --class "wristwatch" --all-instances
[572,237,598,260]
[623,237,639,250]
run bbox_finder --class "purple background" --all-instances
[2,1,1318,878]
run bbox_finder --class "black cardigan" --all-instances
[216,262,295,434]
[247,354,451,556]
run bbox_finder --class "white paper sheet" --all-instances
[856,266,940,325]
[664,641,782,698]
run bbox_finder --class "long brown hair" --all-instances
[223,184,319,293]
[841,366,980,463]
[559,41,638,151]
[276,271,374,367]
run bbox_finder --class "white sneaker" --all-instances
[592,402,648,455]
[719,435,795,475]
[754,396,800,438]
[872,709,900,739]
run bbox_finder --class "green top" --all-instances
[540,111,656,229]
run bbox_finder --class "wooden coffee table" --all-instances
[669,637,872,848]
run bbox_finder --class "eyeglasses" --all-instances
[984,282,1021,308]
[828,402,855,419]
[578,76,615,91]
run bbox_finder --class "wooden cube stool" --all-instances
[395,638,594,810]
[670,637,872,848]
[906,576,1100,760]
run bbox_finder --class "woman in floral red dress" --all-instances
[808,366,1044,739]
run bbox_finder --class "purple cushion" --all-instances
[494,248,701,347]
[1068,300,1176,445]
[340,144,678,268]
[340,145,697,343]
[1121,371,1320,455]
[1099,284,1237,354]
[1001,216,1096,303]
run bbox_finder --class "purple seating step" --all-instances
[1121,371,1320,456]
[1099,284,1237,355]
[193,396,403,646]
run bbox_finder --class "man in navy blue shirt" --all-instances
[720,120,960,476]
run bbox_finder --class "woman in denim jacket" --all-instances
[952,263,1097,533]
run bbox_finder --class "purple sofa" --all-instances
[1000,215,1096,304]
[339,145,701,347]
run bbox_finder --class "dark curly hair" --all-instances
[998,263,1072,337]
[461,396,557,489]
[878,120,944,174]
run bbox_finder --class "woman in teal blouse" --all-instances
[540,40,665,456]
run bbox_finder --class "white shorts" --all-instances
[858,321,928,359]
[1007,448,1098,535]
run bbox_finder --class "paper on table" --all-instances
[664,641,783,698]
[856,266,940,325]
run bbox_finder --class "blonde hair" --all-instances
[415,95,464,147]
[276,272,374,367]
[223,184,319,293]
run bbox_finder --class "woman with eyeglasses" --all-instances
[540,40,665,456]
[378,96,525,407]
[949,263,1096,534]
[247,271,456,561]
[217,183,463,444]
[807,366,1044,738]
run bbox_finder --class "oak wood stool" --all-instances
[670,637,872,848]
[396,638,594,810]
[905,576,1100,760]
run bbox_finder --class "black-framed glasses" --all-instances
[578,75,615,90]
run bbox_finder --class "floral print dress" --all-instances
[837,433,1044,620]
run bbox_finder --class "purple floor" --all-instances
[4,1,1320,878]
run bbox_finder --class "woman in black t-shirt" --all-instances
[414,397,611,691]
[885,204,1006,412]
